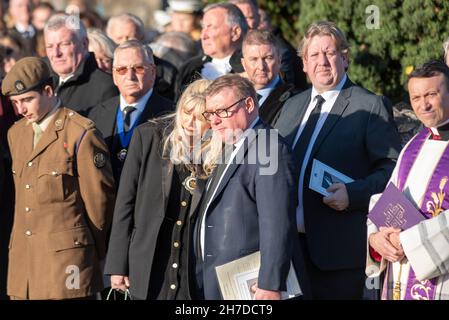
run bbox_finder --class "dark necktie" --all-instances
[256,93,263,102]
[293,95,326,163]
[123,106,136,132]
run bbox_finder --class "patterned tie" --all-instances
[123,106,136,132]
[293,95,326,163]
[32,122,43,148]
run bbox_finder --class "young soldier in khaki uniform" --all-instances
[2,57,116,300]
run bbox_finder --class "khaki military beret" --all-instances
[2,57,51,96]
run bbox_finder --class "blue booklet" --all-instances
[368,183,425,230]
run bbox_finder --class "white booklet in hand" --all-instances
[309,159,354,197]
[215,251,302,300]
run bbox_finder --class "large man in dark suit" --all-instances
[88,40,173,184]
[44,14,118,115]
[274,21,401,299]
[194,74,310,300]
[241,30,298,126]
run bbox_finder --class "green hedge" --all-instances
[206,0,449,103]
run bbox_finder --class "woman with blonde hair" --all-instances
[104,79,221,300]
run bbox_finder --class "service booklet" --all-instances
[215,251,302,300]
[309,159,354,196]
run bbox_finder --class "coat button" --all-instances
[52,171,59,176]
[181,201,187,207]
[173,241,179,248]
[69,112,74,116]
[25,184,31,189]
[176,220,182,226]
[172,263,178,269]
[27,162,33,167]
[74,241,81,246]
[25,207,31,212]
[170,284,176,290]
[25,230,32,236]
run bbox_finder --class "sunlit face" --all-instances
[235,3,259,29]
[201,8,237,59]
[10,87,53,123]
[408,74,449,128]
[32,7,52,31]
[180,105,209,137]
[44,26,88,78]
[107,21,141,45]
[242,43,280,90]
[9,0,32,25]
[302,35,348,93]
[113,47,155,104]
[205,87,254,144]
[170,11,196,34]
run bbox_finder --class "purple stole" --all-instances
[392,128,449,300]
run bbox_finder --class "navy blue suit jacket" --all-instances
[196,121,310,299]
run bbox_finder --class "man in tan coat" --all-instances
[3,57,116,300]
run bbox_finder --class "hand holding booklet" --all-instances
[368,182,425,230]
[309,159,354,196]
[215,251,302,300]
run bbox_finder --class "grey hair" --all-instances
[203,2,248,36]
[113,40,154,65]
[87,28,117,59]
[106,13,145,42]
[44,13,87,42]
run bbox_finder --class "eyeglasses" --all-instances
[113,64,150,75]
[202,97,247,121]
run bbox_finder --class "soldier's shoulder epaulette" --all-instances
[64,108,96,130]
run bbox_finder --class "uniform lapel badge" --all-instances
[14,80,26,92]
[279,91,291,102]
[94,152,106,168]
[55,119,63,130]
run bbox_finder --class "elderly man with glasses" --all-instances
[192,74,311,300]
[88,40,173,184]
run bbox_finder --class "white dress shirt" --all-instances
[293,74,347,233]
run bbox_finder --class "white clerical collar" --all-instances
[430,118,449,136]
[311,73,347,102]
[120,88,153,113]
[201,56,232,80]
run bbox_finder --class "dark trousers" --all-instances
[298,233,365,300]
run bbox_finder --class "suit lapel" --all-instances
[161,159,174,211]
[28,108,65,162]
[189,178,206,219]
[309,79,353,159]
[207,122,262,207]
[138,93,168,125]
[96,97,119,150]
[283,93,311,147]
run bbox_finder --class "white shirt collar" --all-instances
[59,74,74,86]
[311,74,347,102]
[15,23,35,34]
[257,76,281,106]
[201,56,232,80]
[119,88,153,113]
[430,118,449,135]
